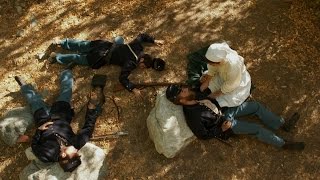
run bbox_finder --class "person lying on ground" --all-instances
[165,85,304,150]
[48,33,166,97]
[14,70,105,172]
[200,42,251,108]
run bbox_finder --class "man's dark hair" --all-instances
[152,58,165,71]
[59,154,82,172]
[166,85,182,105]
[139,54,165,71]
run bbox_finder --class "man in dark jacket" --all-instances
[165,85,305,150]
[15,70,104,172]
[49,34,166,96]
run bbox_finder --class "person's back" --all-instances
[110,33,155,66]
[110,44,139,66]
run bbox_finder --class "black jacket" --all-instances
[86,33,155,91]
[182,99,228,140]
[31,101,99,162]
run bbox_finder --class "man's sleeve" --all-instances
[184,108,224,140]
[133,33,155,44]
[199,116,224,139]
[74,109,99,149]
[119,62,137,92]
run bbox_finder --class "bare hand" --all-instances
[132,88,142,98]
[200,80,209,92]
[17,135,30,143]
[155,40,164,46]
[113,84,125,92]
[221,121,232,132]
[200,74,210,83]
[38,121,53,131]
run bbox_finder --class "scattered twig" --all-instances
[91,131,129,140]
[267,23,277,34]
[215,137,233,147]
[106,96,121,122]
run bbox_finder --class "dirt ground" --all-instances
[0,0,319,179]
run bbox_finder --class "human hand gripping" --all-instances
[200,80,210,92]
[200,74,210,83]
[200,74,211,92]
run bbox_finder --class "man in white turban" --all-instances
[200,42,251,107]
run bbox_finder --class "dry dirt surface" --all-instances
[0,0,319,179]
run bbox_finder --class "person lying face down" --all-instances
[166,85,305,151]
[48,33,166,97]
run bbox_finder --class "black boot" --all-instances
[282,113,300,132]
[282,141,305,150]
[14,76,26,86]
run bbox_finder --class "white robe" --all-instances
[207,50,251,107]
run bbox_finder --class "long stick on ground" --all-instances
[91,131,129,140]
[113,82,187,92]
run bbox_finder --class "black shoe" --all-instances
[40,43,58,61]
[282,113,300,132]
[14,76,26,86]
[282,141,305,150]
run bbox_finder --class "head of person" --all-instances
[204,43,229,66]
[114,36,125,45]
[138,54,165,71]
[166,85,196,105]
[58,145,81,172]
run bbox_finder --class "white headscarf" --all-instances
[205,42,238,62]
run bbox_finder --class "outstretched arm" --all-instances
[133,33,164,46]
[133,33,155,44]
[74,109,99,149]
[74,88,104,149]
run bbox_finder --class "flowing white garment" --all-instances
[207,47,251,107]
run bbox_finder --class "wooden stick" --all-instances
[91,131,128,140]
[113,82,187,92]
